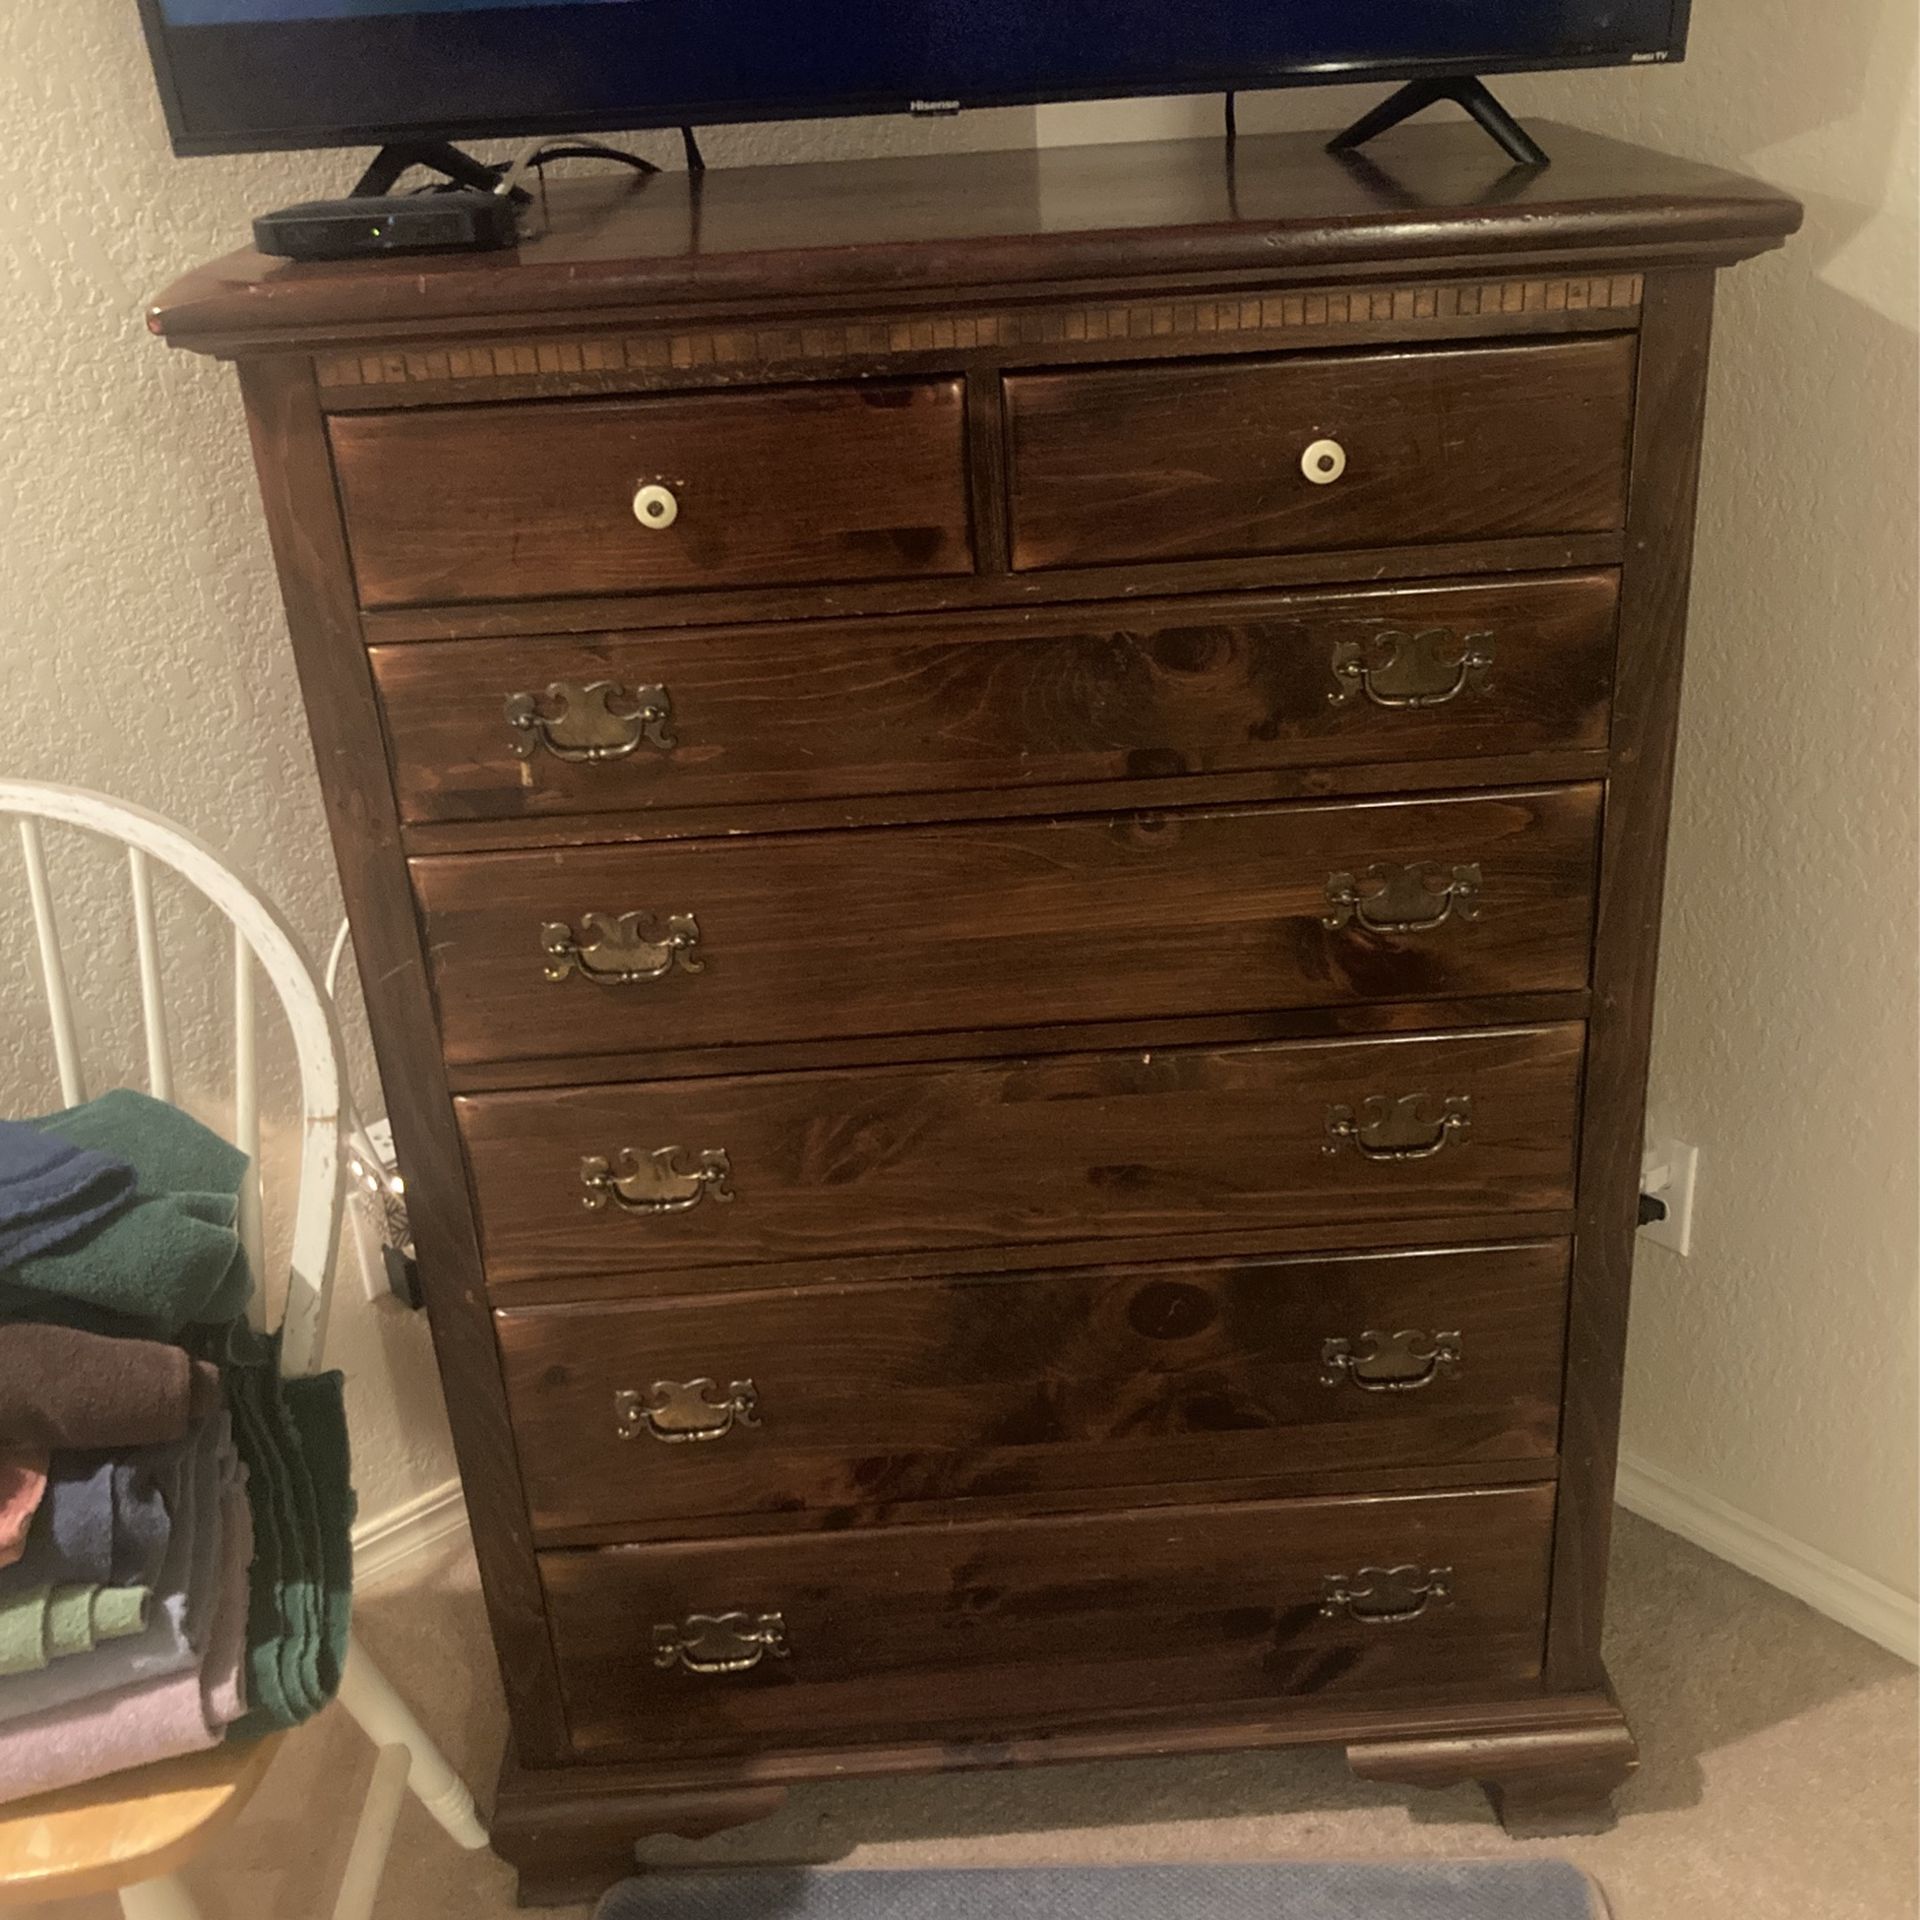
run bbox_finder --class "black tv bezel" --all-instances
[134,0,1693,158]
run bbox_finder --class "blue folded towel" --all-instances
[0,1120,135,1267]
[0,1414,231,1725]
[0,1455,170,1595]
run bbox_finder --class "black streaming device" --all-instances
[252,190,519,261]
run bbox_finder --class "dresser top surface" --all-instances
[150,121,1800,353]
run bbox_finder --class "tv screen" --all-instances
[138,0,1691,157]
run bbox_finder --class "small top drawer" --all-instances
[1004,337,1636,572]
[330,379,973,608]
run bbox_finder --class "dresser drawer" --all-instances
[1005,337,1635,572]
[541,1483,1554,1757]
[330,379,973,609]
[417,786,1601,1068]
[374,572,1618,824]
[459,1024,1583,1283]
[500,1241,1569,1537]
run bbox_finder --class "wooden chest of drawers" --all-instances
[154,122,1797,1905]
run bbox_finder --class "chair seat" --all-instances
[0,1735,282,1906]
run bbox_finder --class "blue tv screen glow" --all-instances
[137,0,1691,155]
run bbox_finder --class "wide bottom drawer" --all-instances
[500,1241,1571,1537]
[541,1483,1555,1758]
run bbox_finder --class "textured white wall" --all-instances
[1519,0,1919,1613]
[1,0,1912,1615]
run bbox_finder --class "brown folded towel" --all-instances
[0,1327,221,1449]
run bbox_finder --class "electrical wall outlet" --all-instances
[1639,1138,1699,1256]
[348,1118,413,1305]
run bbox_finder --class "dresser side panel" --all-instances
[233,352,573,1764]
[1546,268,1720,1687]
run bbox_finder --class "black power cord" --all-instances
[405,139,665,196]
[527,140,661,176]
[398,131,702,208]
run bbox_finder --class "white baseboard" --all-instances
[351,1476,471,1589]
[1616,1450,1919,1664]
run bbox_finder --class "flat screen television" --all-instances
[137,0,1691,159]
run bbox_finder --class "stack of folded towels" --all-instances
[0,1089,355,1805]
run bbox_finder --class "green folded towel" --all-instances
[0,1581,152,1675]
[0,1090,251,1337]
[195,1325,355,1738]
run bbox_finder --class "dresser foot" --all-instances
[1347,1695,1638,1839]
[1482,1764,1632,1838]
[492,1755,787,1907]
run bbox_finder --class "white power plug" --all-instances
[1639,1138,1699,1256]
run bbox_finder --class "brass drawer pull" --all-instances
[1322,1329,1462,1392]
[1324,1094,1472,1162]
[1321,1565,1453,1626]
[542,911,703,984]
[1323,862,1481,934]
[581,1146,734,1215]
[654,1611,788,1676]
[504,679,676,764]
[618,1378,760,1444]
[1329,629,1494,710]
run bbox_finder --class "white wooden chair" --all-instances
[0,780,487,1920]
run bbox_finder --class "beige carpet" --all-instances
[24,1511,1919,1919]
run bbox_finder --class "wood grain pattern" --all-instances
[330,378,972,609]
[310,275,1643,399]
[483,1209,1581,1316]
[541,1484,1555,1759]
[153,125,1802,1871]
[439,993,1595,1098]
[406,763,1614,868]
[361,534,1630,647]
[374,573,1619,826]
[1006,338,1635,571]
[147,123,1798,355]
[417,787,1602,1067]
[458,1024,1586,1284]
[497,1241,1571,1537]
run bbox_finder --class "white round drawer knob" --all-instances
[1301,438,1348,486]
[632,482,680,530]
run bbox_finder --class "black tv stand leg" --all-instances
[351,140,509,198]
[1328,77,1549,168]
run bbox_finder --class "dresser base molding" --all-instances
[1346,1691,1638,1837]
[491,1687,1634,1906]
[491,1765,790,1908]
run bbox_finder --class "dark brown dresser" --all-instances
[152,123,1799,1904]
